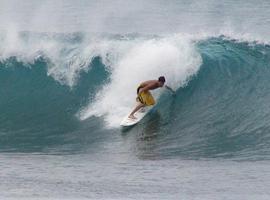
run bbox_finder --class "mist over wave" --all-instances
[1,0,270,42]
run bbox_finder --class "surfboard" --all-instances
[120,106,153,127]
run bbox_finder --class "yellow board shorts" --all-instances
[137,86,155,106]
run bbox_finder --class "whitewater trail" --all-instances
[78,35,202,127]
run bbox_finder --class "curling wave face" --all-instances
[1,32,270,159]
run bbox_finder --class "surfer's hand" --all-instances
[165,85,176,96]
[169,88,176,96]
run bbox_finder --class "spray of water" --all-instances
[79,35,202,127]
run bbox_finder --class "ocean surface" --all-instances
[1,0,270,199]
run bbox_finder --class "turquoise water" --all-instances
[1,0,270,199]
[1,36,270,160]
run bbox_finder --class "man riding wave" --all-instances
[128,76,175,119]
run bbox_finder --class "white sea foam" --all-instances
[0,29,141,86]
[79,35,202,127]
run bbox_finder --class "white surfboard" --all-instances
[120,106,153,127]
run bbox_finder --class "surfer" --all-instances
[128,76,175,119]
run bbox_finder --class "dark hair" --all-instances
[158,76,165,83]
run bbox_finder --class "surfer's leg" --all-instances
[129,103,145,119]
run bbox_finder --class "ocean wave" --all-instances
[1,32,270,158]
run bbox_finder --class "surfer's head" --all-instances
[158,76,165,86]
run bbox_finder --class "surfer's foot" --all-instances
[128,115,137,120]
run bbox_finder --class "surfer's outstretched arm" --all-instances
[165,85,176,95]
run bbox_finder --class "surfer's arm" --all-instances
[138,83,155,94]
[165,85,176,95]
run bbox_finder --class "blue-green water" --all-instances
[1,0,270,199]
[1,36,270,159]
